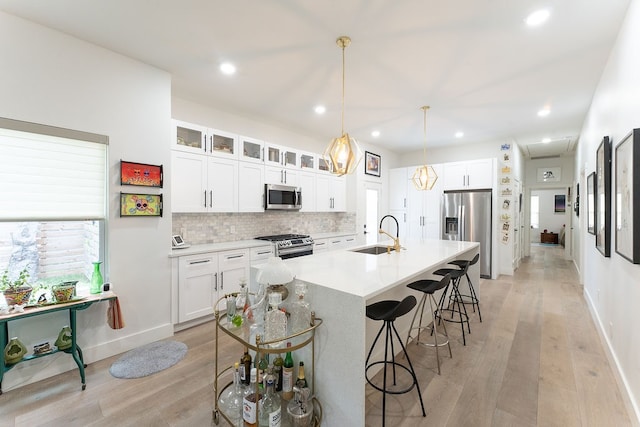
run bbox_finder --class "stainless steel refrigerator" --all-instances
[442,189,492,278]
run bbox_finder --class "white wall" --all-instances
[576,0,640,420]
[0,11,173,390]
[531,189,568,242]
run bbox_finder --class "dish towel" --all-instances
[107,297,125,329]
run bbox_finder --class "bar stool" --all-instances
[448,253,482,322]
[365,295,426,426]
[405,274,452,374]
[432,261,472,346]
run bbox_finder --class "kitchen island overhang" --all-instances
[281,239,480,426]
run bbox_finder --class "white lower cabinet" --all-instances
[177,249,250,323]
[313,234,356,253]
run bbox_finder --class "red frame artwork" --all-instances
[120,160,163,187]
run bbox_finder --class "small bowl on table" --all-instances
[52,281,77,303]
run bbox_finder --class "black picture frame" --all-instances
[120,160,163,188]
[614,129,640,263]
[364,151,381,177]
[596,136,611,257]
[120,192,163,217]
[587,172,596,235]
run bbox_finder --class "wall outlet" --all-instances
[230,225,236,234]
[180,227,186,238]
[609,321,614,340]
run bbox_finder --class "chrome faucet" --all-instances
[379,214,401,252]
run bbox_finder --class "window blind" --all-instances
[0,127,107,220]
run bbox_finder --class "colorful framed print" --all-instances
[587,172,596,235]
[120,192,163,217]
[120,160,163,187]
[596,136,611,257]
[615,129,640,263]
[364,151,381,177]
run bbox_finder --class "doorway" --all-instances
[528,187,571,260]
[364,183,381,244]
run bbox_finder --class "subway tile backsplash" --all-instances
[173,212,356,244]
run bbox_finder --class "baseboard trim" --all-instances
[2,323,174,392]
[584,289,640,426]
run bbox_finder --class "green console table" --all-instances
[0,291,117,395]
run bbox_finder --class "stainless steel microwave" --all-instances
[264,184,302,210]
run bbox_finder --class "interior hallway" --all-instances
[365,244,636,426]
[0,245,636,426]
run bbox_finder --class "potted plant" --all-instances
[1,268,33,306]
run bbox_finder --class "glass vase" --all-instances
[90,261,103,294]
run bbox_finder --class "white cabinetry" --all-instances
[265,165,298,186]
[238,161,264,212]
[313,238,329,253]
[442,158,494,190]
[406,164,443,240]
[313,234,356,253]
[178,253,218,322]
[172,121,239,213]
[389,168,408,211]
[316,175,346,212]
[177,249,250,323]
[239,135,264,164]
[173,120,238,159]
[298,170,316,212]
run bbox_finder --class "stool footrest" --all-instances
[365,361,418,395]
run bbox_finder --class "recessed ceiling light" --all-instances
[455,131,464,138]
[542,137,551,143]
[525,9,550,27]
[314,105,326,114]
[371,130,380,138]
[219,62,236,75]
[537,108,550,117]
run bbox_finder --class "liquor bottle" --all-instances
[257,353,269,390]
[240,347,252,386]
[272,353,284,392]
[295,361,308,389]
[218,362,243,425]
[264,292,287,348]
[282,342,294,400]
[258,377,282,427]
[288,281,311,334]
[243,368,262,426]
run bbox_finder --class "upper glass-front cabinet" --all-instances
[209,129,238,159]
[172,120,238,159]
[173,120,208,154]
[300,152,315,171]
[318,155,332,174]
[239,136,264,164]
[283,149,299,169]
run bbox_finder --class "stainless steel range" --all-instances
[255,234,314,259]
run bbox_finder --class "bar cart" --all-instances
[212,292,323,426]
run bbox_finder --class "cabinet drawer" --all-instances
[219,249,249,269]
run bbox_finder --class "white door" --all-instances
[364,182,381,243]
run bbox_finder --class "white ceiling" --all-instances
[0,0,630,159]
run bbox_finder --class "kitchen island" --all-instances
[281,239,480,426]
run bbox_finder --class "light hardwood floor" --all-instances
[0,245,636,426]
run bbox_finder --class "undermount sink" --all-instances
[351,245,395,255]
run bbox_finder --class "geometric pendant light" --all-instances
[324,36,363,176]
[411,105,438,190]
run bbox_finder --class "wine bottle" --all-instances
[295,361,308,389]
[242,368,262,426]
[240,347,252,386]
[272,353,284,392]
[282,342,294,400]
[257,353,268,390]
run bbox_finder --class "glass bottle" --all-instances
[243,368,262,426]
[236,279,248,315]
[282,342,294,400]
[257,353,269,390]
[288,281,311,335]
[258,377,282,427]
[272,353,284,392]
[240,347,252,386]
[264,292,287,348]
[218,362,243,425]
[90,261,103,294]
[295,361,308,389]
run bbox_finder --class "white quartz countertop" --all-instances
[283,239,479,299]
[168,239,272,257]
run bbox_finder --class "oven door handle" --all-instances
[277,246,313,257]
